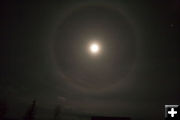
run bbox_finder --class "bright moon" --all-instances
[89,43,99,54]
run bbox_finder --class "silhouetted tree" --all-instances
[0,100,7,120]
[53,104,61,120]
[23,100,37,120]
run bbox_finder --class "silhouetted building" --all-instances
[91,116,131,120]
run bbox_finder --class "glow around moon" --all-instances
[89,43,100,54]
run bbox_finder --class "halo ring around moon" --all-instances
[50,2,139,94]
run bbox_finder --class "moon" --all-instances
[89,43,100,54]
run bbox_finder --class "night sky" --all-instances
[1,1,180,119]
